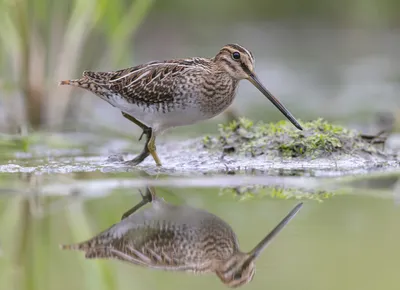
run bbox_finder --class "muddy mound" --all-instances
[203,118,389,160]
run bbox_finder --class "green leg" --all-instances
[121,187,156,220]
[121,112,162,166]
[147,129,162,166]
[125,130,151,165]
[122,111,148,139]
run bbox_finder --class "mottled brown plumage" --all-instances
[59,44,302,166]
[61,188,303,288]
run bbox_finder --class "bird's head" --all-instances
[214,44,303,130]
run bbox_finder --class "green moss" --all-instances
[0,132,91,159]
[0,133,35,153]
[219,186,335,202]
[204,118,382,159]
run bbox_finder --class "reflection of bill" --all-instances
[61,187,303,288]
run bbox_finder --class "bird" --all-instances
[59,44,303,166]
[61,187,303,288]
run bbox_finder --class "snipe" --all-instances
[60,44,303,166]
[61,187,303,288]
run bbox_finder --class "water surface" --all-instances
[0,170,399,290]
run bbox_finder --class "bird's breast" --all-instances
[196,75,238,117]
[114,201,239,263]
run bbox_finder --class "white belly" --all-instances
[106,93,208,134]
[128,105,208,133]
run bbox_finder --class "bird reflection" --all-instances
[61,187,302,288]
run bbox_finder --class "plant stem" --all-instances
[13,198,33,290]
[15,0,42,129]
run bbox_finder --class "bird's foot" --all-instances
[106,154,125,163]
[149,149,162,167]
[120,189,150,220]
[138,127,151,142]
[120,187,158,220]
[141,187,157,202]
[123,149,150,166]
[147,131,162,167]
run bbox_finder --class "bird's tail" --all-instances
[60,234,103,251]
[60,240,114,260]
[60,227,116,252]
[60,240,91,251]
[58,77,90,88]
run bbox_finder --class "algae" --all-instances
[219,185,336,202]
[203,118,387,159]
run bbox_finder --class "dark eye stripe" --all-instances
[219,48,232,55]
[220,58,237,71]
[225,44,253,60]
[240,63,250,74]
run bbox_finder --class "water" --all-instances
[0,99,399,290]
[0,168,400,290]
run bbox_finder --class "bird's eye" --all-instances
[233,272,242,280]
[232,52,241,60]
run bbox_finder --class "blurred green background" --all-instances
[1,1,400,290]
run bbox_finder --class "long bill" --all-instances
[247,73,303,130]
[247,202,303,260]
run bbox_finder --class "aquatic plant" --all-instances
[220,185,335,202]
[204,118,385,159]
[0,0,155,130]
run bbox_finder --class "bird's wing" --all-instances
[61,200,222,272]
[83,59,211,105]
[81,224,203,271]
